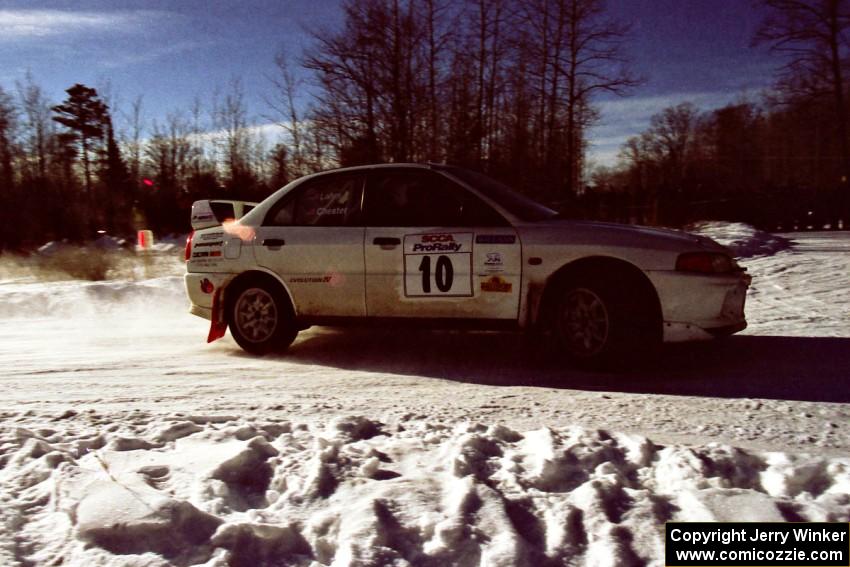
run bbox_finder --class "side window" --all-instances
[365,170,507,227]
[265,175,363,226]
[460,190,510,227]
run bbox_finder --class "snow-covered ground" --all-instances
[1,226,848,566]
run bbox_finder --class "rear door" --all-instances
[253,173,366,317]
[363,169,521,320]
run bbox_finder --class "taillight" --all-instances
[676,252,736,274]
[184,231,195,262]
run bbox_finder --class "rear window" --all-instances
[209,202,236,223]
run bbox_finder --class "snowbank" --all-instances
[1,415,847,566]
[686,221,791,258]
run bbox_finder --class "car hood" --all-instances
[518,219,728,253]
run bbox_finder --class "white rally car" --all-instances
[184,163,750,365]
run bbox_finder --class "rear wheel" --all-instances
[227,278,297,355]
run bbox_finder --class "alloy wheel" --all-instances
[234,287,278,343]
[559,287,610,357]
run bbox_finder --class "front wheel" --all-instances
[553,277,657,368]
[557,286,611,360]
[227,279,297,355]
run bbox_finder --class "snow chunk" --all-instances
[75,476,222,562]
[211,522,312,565]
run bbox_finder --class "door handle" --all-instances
[373,237,401,246]
[262,238,286,247]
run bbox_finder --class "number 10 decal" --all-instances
[403,233,472,297]
[418,255,454,293]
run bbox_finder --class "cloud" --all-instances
[98,40,206,69]
[587,90,762,167]
[0,9,198,69]
[0,9,170,41]
[1,10,126,40]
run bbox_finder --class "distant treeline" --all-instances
[1,0,848,250]
[589,97,850,229]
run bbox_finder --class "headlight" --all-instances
[675,252,740,274]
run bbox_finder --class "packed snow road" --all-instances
[0,228,848,567]
[0,230,848,455]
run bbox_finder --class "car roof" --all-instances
[309,163,437,176]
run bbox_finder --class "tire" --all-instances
[553,276,657,368]
[227,278,298,355]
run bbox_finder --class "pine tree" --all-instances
[51,84,108,201]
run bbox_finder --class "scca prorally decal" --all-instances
[411,233,463,253]
[403,233,473,297]
[200,232,224,240]
[193,241,222,248]
[476,234,516,244]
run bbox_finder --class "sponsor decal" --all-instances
[483,252,504,273]
[193,250,222,258]
[200,232,224,241]
[200,278,214,294]
[290,276,333,284]
[481,275,512,293]
[476,234,516,244]
[193,241,222,248]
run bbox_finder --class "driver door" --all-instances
[363,168,521,320]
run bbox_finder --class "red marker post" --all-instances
[137,230,154,279]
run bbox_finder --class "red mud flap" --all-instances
[207,290,228,343]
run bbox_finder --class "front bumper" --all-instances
[647,270,751,343]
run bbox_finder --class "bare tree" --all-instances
[267,49,307,177]
[516,0,639,195]
[755,0,850,185]
[17,73,53,181]
[558,0,640,194]
[212,78,254,193]
[419,0,452,159]
[0,87,17,249]
[123,95,145,185]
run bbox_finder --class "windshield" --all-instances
[436,165,558,222]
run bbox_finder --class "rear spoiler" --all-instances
[190,199,259,230]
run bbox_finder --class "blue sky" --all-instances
[0,0,777,167]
